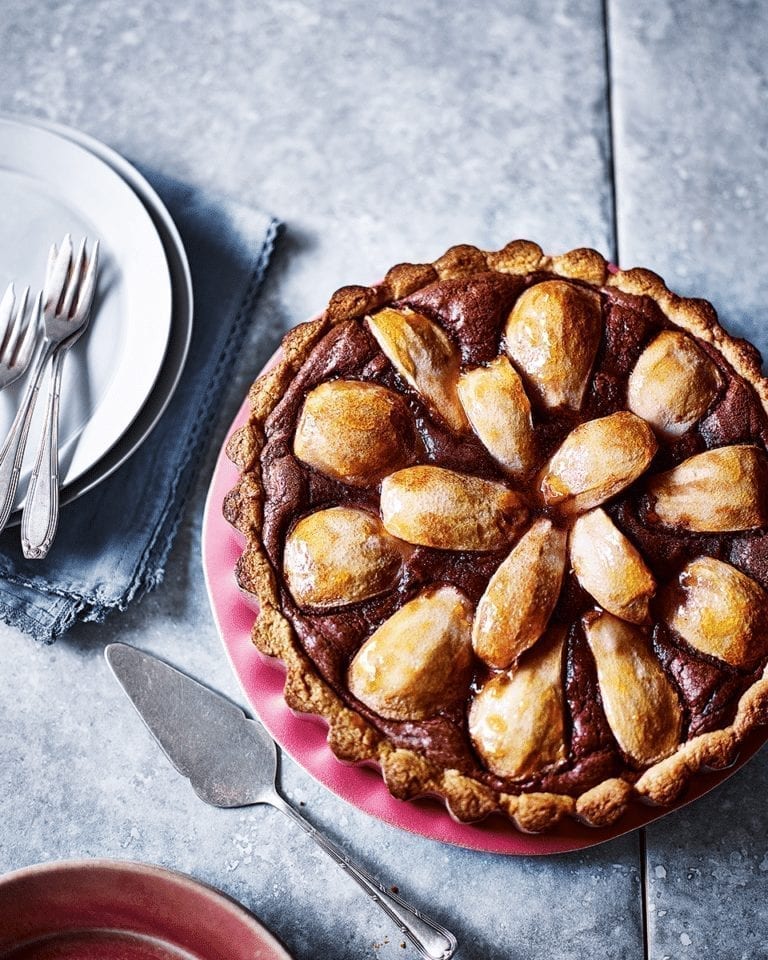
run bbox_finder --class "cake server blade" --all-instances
[105,642,458,960]
[106,641,274,807]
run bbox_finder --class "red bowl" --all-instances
[0,860,292,960]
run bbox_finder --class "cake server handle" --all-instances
[267,790,458,960]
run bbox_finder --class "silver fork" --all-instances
[21,237,99,558]
[0,284,39,392]
[0,236,97,535]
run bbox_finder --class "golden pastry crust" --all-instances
[225,241,768,831]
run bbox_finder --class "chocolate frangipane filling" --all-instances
[226,242,768,831]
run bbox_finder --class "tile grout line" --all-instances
[601,1,651,957]
[639,827,651,959]
[601,0,619,264]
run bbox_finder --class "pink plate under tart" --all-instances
[0,859,292,959]
[202,378,768,857]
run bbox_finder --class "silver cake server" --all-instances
[105,642,457,960]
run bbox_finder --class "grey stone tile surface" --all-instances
[641,762,768,960]
[610,0,768,957]
[610,0,768,338]
[0,1,645,958]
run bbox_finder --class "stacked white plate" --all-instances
[0,115,193,520]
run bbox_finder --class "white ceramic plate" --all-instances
[0,117,173,509]
[1,115,193,520]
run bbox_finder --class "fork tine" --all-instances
[75,240,100,320]
[0,283,15,359]
[13,291,41,370]
[44,234,73,314]
[44,242,58,295]
[61,237,86,319]
[6,286,29,365]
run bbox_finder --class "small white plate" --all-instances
[0,118,172,509]
[4,115,194,520]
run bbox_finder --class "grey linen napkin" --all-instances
[0,174,279,641]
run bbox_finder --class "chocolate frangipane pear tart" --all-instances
[224,241,768,833]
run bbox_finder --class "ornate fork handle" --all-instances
[18,236,99,557]
[269,790,458,960]
[21,343,71,558]
[0,341,54,534]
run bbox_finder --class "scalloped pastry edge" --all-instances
[223,240,768,832]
